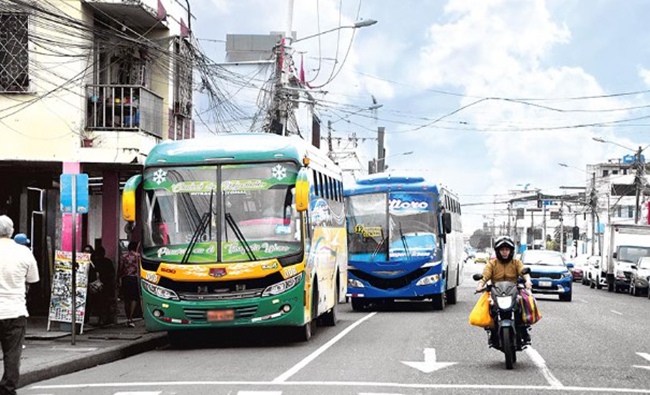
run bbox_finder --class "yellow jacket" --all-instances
[480,258,526,286]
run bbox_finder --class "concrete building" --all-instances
[585,157,650,255]
[0,0,193,314]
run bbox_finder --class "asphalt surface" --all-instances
[19,262,650,394]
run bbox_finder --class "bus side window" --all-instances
[313,170,319,196]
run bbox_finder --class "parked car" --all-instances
[587,256,606,289]
[474,251,490,264]
[521,250,573,302]
[569,255,589,283]
[629,257,650,297]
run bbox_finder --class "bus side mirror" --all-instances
[122,175,142,222]
[295,168,310,212]
[442,212,452,234]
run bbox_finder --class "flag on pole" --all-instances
[299,54,306,85]
[157,0,167,20]
[180,18,189,37]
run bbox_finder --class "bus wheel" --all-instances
[351,297,368,311]
[446,287,458,305]
[320,286,338,327]
[296,286,318,342]
[432,293,446,311]
[167,331,186,349]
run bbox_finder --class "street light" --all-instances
[591,137,635,151]
[558,162,587,173]
[293,19,378,43]
[377,151,413,161]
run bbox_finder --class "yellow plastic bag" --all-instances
[469,292,493,327]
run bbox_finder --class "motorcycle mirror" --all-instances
[522,267,531,275]
[472,273,483,281]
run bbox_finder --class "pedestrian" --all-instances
[89,246,115,326]
[0,215,39,395]
[118,241,141,328]
[12,234,30,248]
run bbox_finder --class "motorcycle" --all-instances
[473,268,531,370]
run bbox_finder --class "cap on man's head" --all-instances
[14,233,30,246]
[0,215,14,238]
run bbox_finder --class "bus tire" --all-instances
[320,284,338,327]
[351,297,367,311]
[432,292,446,311]
[446,287,458,305]
[296,284,318,342]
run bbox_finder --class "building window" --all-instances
[603,170,609,177]
[0,13,29,93]
[629,206,634,218]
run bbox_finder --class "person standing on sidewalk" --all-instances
[118,242,141,328]
[0,215,39,395]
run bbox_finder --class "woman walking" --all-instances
[118,242,141,327]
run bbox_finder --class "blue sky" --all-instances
[191,0,650,233]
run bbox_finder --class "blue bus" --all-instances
[344,173,464,310]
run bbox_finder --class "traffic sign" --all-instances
[60,174,89,214]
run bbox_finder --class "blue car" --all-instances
[521,250,573,302]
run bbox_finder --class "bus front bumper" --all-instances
[142,278,306,332]
[346,268,446,300]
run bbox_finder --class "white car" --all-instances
[587,256,606,289]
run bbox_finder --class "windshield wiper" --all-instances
[371,230,387,262]
[181,189,214,265]
[225,212,257,261]
[399,222,411,260]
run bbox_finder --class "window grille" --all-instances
[0,13,29,92]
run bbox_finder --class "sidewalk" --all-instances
[7,314,168,389]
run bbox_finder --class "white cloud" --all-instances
[639,66,650,87]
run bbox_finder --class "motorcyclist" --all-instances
[475,235,532,347]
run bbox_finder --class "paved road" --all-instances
[20,262,650,394]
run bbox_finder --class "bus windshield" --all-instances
[346,192,439,261]
[141,162,302,263]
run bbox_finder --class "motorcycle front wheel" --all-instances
[502,327,515,370]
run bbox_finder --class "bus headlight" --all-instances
[142,280,179,301]
[416,274,440,286]
[348,279,365,288]
[262,273,303,297]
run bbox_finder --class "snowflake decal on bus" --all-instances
[153,169,168,185]
[272,165,287,181]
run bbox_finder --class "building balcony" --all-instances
[84,0,165,30]
[86,84,163,138]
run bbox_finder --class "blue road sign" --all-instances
[60,174,89,214]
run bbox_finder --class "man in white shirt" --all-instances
[0,215,39,395]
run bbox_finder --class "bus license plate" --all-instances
[207,310,235,322]
[539,281,552,287]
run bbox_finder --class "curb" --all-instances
[19,332,168,388]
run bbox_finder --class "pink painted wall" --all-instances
[61,162,82,252]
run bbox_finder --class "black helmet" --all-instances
[494,235,515,263]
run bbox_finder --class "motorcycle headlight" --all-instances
[416,274,440,286]
[616,270,625,279]
[496,296,512,309]
[262,273,303,297]
[348,278,365,288]
[142,280,179,301]
[561,271,572,278]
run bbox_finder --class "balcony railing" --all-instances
[86,85,163,138]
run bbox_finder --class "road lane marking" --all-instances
[611,310,623,316]
[525,347,564,388]
[577,299,588,304]
[401,348,456,373]
[114,392,161,395]
[28,381,650,393]
[238,392,282,395]
[272,312,377,383]
[638,353,650,362]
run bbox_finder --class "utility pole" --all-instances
[530,210,534,250]
[560,197,564,253]
[590,172,596,256]
[327,120,333,159]
[635,145,643,224]
[542,202,547,250]
[507,203,512,237]
[377,126,385,173]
